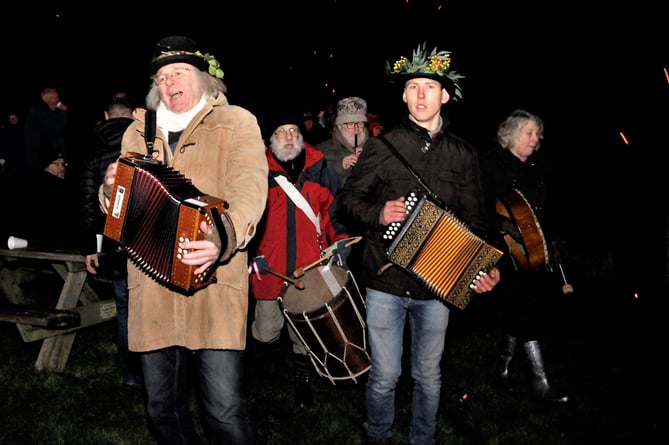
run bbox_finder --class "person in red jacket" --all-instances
[248,109,351,408]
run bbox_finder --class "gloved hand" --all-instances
[251,255,270,274]
[331,240,352,268]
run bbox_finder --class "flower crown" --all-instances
[195,51,224,80]
[385,42,464,99]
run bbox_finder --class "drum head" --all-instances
[280,264,349,316]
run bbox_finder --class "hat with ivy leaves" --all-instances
[150,36,224,80]
[385,42,465,100]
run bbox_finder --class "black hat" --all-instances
[38,149,66,169]
[150,36,210,75]
[385,42,465,101]
[262,108,304,141]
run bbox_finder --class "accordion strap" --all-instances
[378,135,445,208]
[144,109,157,159]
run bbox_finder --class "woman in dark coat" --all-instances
[479,109,570,404]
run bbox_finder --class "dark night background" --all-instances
[3,0,668,295]
[0,3,668,443]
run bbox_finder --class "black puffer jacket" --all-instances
[78,117,133,256]
[336,112,489,300]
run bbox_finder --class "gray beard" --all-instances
[270,134,305,162]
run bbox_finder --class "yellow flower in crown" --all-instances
[385,42,465,100]
[196,51,224,80]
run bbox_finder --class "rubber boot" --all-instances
[293,353,314,408]
[498,335,517,390]
[523,340,569,403]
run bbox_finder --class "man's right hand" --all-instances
[85,253,99,275]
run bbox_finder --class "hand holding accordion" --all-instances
[382,191,503,310]
[103,154,229,295]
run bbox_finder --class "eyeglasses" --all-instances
[275,127,300,138]
[342,122,366,129]
[153,67,192,86]
[51,160,67,167]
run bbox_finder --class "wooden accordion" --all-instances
[383,191,503,309]
[103,154,229,294]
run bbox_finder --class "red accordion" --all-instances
[103,154,228,294]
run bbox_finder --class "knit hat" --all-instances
[262,108,304,141]
[150,36,224,80]
[334,97,368,125]
[39,149,66,169]
[385,42,465,100]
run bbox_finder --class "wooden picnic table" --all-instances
[0,247,117,371]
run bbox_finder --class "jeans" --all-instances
[363,288,450,445]
[142,347,253,445]
[110,252,141,384]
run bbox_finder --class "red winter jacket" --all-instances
[250,143,349,300]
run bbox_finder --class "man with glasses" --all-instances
[248,110,351,408]
[8,149,78,250]
[317,96,370,184]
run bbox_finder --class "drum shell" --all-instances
[279,264,370,382]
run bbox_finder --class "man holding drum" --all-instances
[248,108,351,408]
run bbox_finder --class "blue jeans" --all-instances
[363,288,450,445]
[110,252,142,384]
[142,347,253,445]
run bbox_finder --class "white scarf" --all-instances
[156,95,209,133]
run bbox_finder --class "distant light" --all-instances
[619,132,629,145]
[664,67,669,83]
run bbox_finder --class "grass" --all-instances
[0,248,666,445]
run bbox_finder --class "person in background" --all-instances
[336,42,501,445]
[301,109,329,145]
[78,96,142,389]
[8,149,78,250]
[317,96,371,277]
[317,96,369,184]
[0,113,28,179]
[366,112,385,137]
[101,36,267,444]
[248,109,350,408]
[24,87,68,175]
[479,109,570,404]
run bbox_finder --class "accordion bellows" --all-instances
[103,154,228,294]
[383,192,503,309]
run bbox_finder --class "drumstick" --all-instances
[558,264,574,295]
[264,268,305,290]
[253,256,305,289]
[292,236,363,278]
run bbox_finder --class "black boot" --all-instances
[293,353,314,408]
[498,335,517,390]
[523,340,569,404]
[248,338,281,381]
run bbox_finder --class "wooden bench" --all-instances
[0,247,117,371]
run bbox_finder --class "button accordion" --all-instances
[103,154,229,294]
[383,191,503,309]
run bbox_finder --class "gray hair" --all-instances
[496,109,544,150]
[145,67,227,111]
